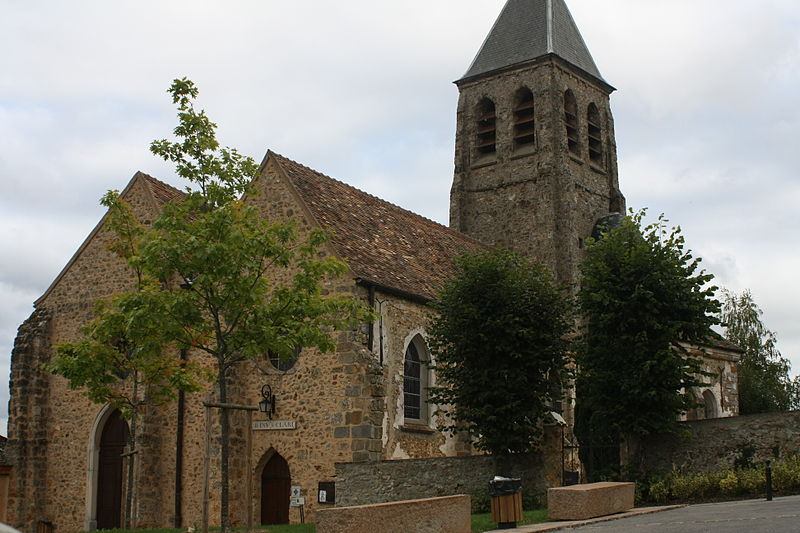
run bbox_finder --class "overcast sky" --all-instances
[2,0,799,435]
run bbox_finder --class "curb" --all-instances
[484,505,685,532]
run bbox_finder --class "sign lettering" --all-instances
[252,419,297,431]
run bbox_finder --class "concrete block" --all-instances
[547,481,635,520]
[317,494,470,533]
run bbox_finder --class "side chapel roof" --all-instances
[460,0,607,85]
[269,152,487,301]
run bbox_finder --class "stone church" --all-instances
[7,0,741,531]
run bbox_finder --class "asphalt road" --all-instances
[565,496,800,532]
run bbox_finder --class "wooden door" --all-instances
[260,452,290,525]
[96,410,129,530]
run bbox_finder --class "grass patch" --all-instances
[258,526,315,533]
[90,510,549,533]
[90,526,315,533]
[471,509,549,533]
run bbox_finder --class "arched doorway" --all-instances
[260,452,290,525]
[96,409,129,530]
[703,390,719,419]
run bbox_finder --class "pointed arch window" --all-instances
[564,90,580,156]
[403,336,429,422]
[514,88,536,149]
[587,103,604,165]
[476,98,497,155]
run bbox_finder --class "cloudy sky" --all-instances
[2,0,799,435]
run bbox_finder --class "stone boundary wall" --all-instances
[316,495,470,533]
[640,411,800,474]
[334,453,544,507]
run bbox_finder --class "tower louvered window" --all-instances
[476,98,497,155]
[564,90,580,156]
[587,103,603,165]
[514,88,536,148]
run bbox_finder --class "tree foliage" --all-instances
[52,78,367,531]
[427,250,573,458]
[576,211,720,456]
[50,190,206,529]
[721,289,798,414]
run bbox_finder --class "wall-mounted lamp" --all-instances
[259,384,276,419]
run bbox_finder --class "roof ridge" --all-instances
[137,172,186,204]
[270,152,487,248]
[458,0,609,87]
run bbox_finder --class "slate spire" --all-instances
[460,0,606,84]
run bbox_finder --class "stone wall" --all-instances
[373,293,472,462]
[333,452,545,507]
[317,495,470,533]
[683,342,740,421]
[639,412,800,475]
[7,309,52,533]
[450,57,623,287]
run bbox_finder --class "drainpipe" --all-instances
[367,284,375,353]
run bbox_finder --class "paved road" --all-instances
[565,495,800,532]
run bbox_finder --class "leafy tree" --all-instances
[575,211,720,479]
[721,289,798,414]
[427,250,573,462]
[55,78,366,531]
[50,192,206,529]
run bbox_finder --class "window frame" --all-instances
[587,103,604,166]
[475,97,498,156]
[564,90,580,157]
[403,336,430,424]
[513,87,536,150]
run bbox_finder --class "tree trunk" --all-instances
[125,379,139,529]
[125,410,137,529]
[218,364,230,533]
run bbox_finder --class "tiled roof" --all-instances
[460,0,607,85]
[706,334,744,353]
[141,173,185,205]
[271,153,487,301]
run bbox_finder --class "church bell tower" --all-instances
[450,0,625,286]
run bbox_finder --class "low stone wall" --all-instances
[316,495,470,533]
[548,482,634,520]
[640,411,800,474]
[334,453,545,507]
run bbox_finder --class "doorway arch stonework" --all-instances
[256,449,290,525]
[84,405,129,531]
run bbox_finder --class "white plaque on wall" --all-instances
[252,419,297,430]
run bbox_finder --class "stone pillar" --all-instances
[7,309,52,533]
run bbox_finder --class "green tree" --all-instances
[147,78,365,531]
[50,192,206,529]
[55,78,366,531]
[427,250,573,462]
[721,289,797,414]
[575,211,720,479]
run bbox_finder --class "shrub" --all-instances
[773,455,800,492]
[470,489,491,514]
[647,478,670,503]
[737,468,765,494]
[718,470,739,496]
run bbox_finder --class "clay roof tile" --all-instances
[271,153,487,301]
